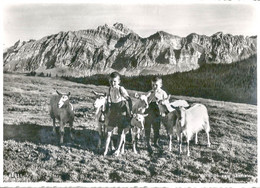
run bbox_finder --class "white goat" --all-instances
[114,93,149,156]
[92,91,109,149]
[50,90,74,144]
[114,113,148,156]
[157,95,189,151]
[133,93,149,113]
[176,103,211,156]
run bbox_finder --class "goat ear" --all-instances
[56,90,62,95]
[92,91,98,96]
[135,93,140,99]
[168,95,171,100]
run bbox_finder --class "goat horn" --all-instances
[92,91,105,96]
[56,90,62,95]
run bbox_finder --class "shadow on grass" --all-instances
[3,123,110,154]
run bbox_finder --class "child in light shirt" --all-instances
[145,76,168,153]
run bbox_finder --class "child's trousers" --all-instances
[144,102,161,152]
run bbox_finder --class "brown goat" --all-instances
[50,90,74,144]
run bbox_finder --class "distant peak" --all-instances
[112,22,133,35]
[212,31,224,37]
[157,31,169,35]
[187,33,199,37]
[13,39,26,49]
[148,30,179,40]
[97,24,109,31]
[113,22,124,29]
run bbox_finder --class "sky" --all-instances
[2,1,260,48]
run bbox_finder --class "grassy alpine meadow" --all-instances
[3,73,257,183]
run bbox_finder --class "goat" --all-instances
[175,103,211,156]
[133,93,149,113]
[114,113,148,156]
[100,92,149,156]
[113,93,149,156]
[92,91,109,149]
[50,90,74,144]
[157,95,189,151]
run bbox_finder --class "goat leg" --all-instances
[187,138,190,157]
[207,131,211,147]
[59,122,65,144]
[52,118,56,134]
[179,133,182,154]
[169,135,172,152]
[132,132,137,154]
[69,121,74,140]
[195,132,198,144]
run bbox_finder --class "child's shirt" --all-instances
[147,88,168,103]
[108,85,129,103]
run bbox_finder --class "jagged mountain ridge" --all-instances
[3,23,257,76]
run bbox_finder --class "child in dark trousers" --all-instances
[106,72,132,131]
[145,76,168,153]
[103,71,132,155]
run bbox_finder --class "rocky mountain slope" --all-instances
[3,23,257,76]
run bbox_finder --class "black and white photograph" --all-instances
[1,0,259,186]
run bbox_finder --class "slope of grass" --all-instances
[3,73,257,183]
[61,55,257,105]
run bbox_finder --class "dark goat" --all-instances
[50,90,74,144]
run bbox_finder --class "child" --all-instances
[145,76,168,153]
[106,71,132,134]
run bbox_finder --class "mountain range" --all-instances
[3,23,257,76]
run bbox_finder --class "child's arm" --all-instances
[120,87,133,112]
[106,87,111,105]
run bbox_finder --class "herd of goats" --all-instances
[49,90,211,157]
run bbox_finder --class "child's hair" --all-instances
[109,71,121,79]
[151,76,162,83]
